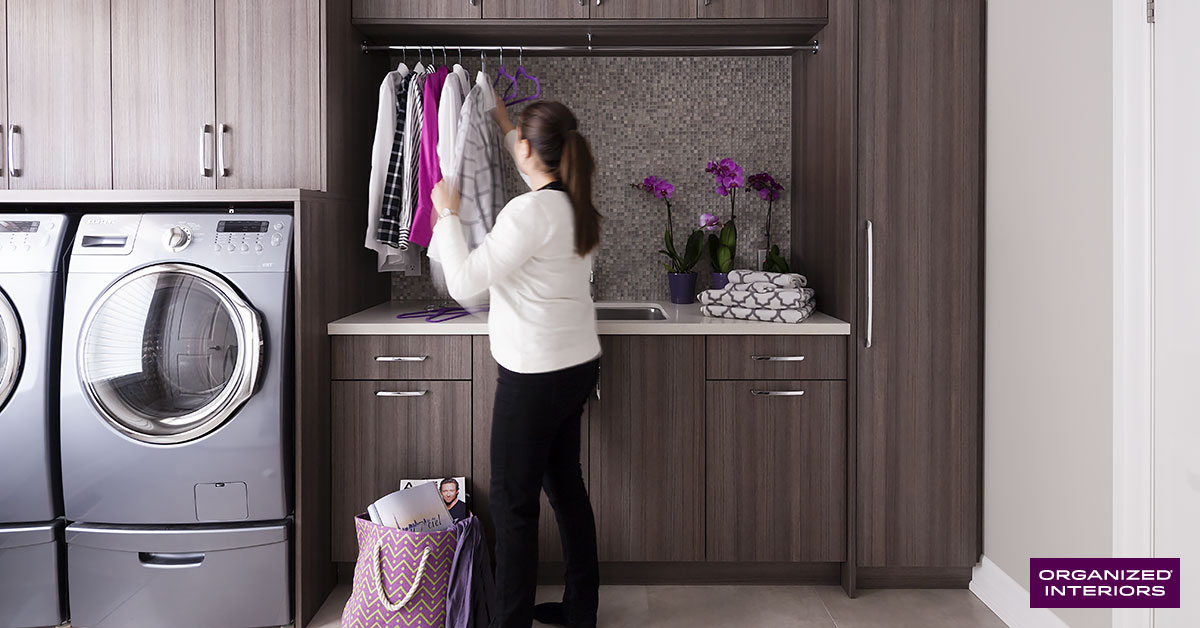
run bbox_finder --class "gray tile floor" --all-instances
[312,584,1009,628]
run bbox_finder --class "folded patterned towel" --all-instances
[725,282,782,294]
[701,301,817,324]
[728,269,808,289]
[699,286,815,310]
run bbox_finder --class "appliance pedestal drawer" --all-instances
[0,522,64,628]
[66,522,291,628]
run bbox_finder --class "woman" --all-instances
[430,99,602,628]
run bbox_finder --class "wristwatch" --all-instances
[437,206,454,218]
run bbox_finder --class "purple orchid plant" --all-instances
[704,158,744,274]
[746,171,789,272]
[634,176,704,274]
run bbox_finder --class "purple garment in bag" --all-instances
[411,66,451,247]
[446,515,496,628]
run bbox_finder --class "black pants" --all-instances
[490,358,601,628]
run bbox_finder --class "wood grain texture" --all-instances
[706,381,845,562]
[591,0,696,19]
[0,0,7,190]
[216,0,322,189]
[111,0,217,190]
[294,195,389,628]
[485,0,588,19]
[589,336,704,562]
[794,0,857,595]
[542,561,842,584]
[354,0,481,19]
[6,0,112,190]
[330,380,472,561]
[706,335,846,380]
[856,0,983,569]
[471,337,589,564]
[324,0,379,195]
[699,0,827,19]
[855,566,972,589]
[332,335,473,380]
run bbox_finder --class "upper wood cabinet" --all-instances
[699,0,827,19]
[592,0,696,19]
[354,0,481,19]
[5,0,112,190]
[855,0,983,570]
[485,0,588,19]
[216,0,323,189]
[589,336,705,562]
[0,1,7,190]
[111,0,217,190]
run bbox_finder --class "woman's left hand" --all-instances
[430,180,460,230]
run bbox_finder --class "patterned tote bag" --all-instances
[342,514,458,628]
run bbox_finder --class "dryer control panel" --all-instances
[0,214,68,273]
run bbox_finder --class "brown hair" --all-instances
[517,101,601,256]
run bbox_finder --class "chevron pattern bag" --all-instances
[342,514,458,628]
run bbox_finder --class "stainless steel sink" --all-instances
[594,305,668,321]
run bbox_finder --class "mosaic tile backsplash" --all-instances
[389,55,792,302]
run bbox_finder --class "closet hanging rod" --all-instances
[360,42,819,55]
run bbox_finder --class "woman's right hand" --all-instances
[491,89,516,135]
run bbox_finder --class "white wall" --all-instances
[985,1,1115,627]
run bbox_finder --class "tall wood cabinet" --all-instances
[5,0,112,190]
[699,0,828,19]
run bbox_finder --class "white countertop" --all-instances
[328,301,852,336]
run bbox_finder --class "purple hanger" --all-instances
[492,47,517,100]
[505,47,542,107]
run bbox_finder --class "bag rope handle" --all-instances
[371,539,432,612]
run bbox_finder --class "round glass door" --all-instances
[0,290,22,413]
[79,263,263,444]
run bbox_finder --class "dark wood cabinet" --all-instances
[485,0,588,19]
[353,0,481,19]
[706,380,845,562]
[592,0,697,19]
[330,380,472,561]
[707,335,847,380]
[471,337,589,562]
[854,0,983,570]
[699,0,827,19]
[589,336,705,562]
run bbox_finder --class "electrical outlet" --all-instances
[403,254,421,276]
[756,249,768,271]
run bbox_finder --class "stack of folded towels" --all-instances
[699,269,816,324]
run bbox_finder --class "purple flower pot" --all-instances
[667,272,698,305]
[711,272,730,290]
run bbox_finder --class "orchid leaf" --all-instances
[716,246,733,273]
[708,233,721,267]
[682,230,705,271]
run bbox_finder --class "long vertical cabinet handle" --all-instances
[7,125,20,178]
[864,219,874,348]
[200,124,213,177]
[217,123,229,177]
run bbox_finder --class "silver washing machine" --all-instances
[60,213,292,628]
[0,214,68,628]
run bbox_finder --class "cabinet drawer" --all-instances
[332,335,472,380]
[706,335,846,380]
[706,380,846,562]
[330,380,472,561]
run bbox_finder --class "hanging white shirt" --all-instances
[365,62,411,270]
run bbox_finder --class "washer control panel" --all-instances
[210,219,287,255]
[0,214,69,273]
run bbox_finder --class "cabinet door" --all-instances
[112,0,217,190]
[330,380,472,561]
[857,0,983,568]
[591,0,696,18]
[698,0,827,19]
[707,380,845,562]
[0,0,7,189]
[216,0,322,189]
[485,0,587,19]
[471,338,589,563]
[6,0,112,190]
[354,0,481,19]
[590,336,705,561]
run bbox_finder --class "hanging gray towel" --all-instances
[728,269,809,289]
[701,301,817,324]
[699,286,814,310]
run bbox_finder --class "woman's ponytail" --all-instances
[559,129,601,256]
[518,101,603,256]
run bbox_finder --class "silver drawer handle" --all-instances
[375,356,429,362]
[376,390,428,397]
[751,390,806,397]
[751,355,806,362]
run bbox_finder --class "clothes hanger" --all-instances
[505,47,542,107]
[493,46,517,96]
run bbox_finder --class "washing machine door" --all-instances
[78,263,263,444]
[0,289,21,413]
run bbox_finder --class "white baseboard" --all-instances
[969,556,1072,628]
